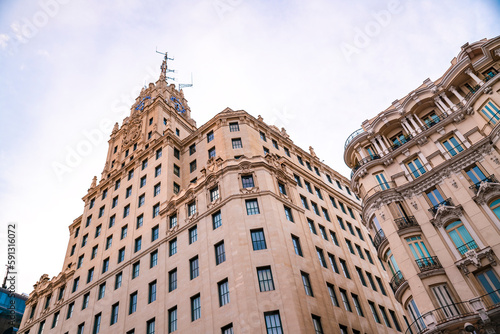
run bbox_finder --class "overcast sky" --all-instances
[1,0,499,294]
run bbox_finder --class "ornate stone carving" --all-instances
[280,127,289,139]
[90,176,97,189]
[309,146,318,159]
[456,247,497,275]
[473,181,500,205]
[112,122,119,135]
[121,115,142,148]
[430,205,463,228]
[240,186,259,194]
[417,136,428,145]
[166,224,179,237]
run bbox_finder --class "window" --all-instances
[72,277,79,293]
[229,122,239,132]
[66,302,74,319]
[241,175,254,188]
[330,231,339,246]
[128,169,134,180]
[356,267,367,286]
[173,147,180,159]
[168,306,177,333]
[292,235,303,256]
[312,315,324,334]
[213,211,222,229]
[329,196,337,208]
[129,292,137,314]
[142,159,148,170]
[375,172,391,190]
[232,138,243,149]
[305,180,312,193]
[337,216,346,230]
[379,305,392,327]
[222,323,234,334]
[149,281,157,303]
[480,100,500,124]
[263,146,269,155]
[272,139,279,149]
[140,176,147,188]
[407,157,426,178]
[173,182,180,194]
[369,301,381,323]
[264,311,283,334]
[466,164,488,186]
[118,248,125,263]
[339,258,351,278]
[346,239,355,254]
[208,147,216,158]
[156,148,162,159]
[189,143,196,155]
[123,204,130,218]
[300,195,309,209]
[136,214,144,229]
[215,241,226,265]
[155,164,161,177]
[339,201,346,213]
[110,303,119,325]
[98,206,105,218]
[190,294,201,321]
[278,182,286,195]
[284,147,290,157]
[297,155,304,165]
[70,244,76,256]
[101,257,109,273]
[294,174,302,187]
[376,276,387,295]
[87,267,94,283]
[284,206,294,222]
[314,166,320,176]
[102,189,108,200]
[89,198,95,209]
[207,130,214,142]
[150,250,158,268]
[77,255,84,269]
[311,202,320,215]
[121,225,128,239]
[154,183,160,196]
[134,236,142,252]
[44,294,51,309]
[306,161,312,171]
[328,253,339,273]
[77,323,85,334]
[389,309,403,331]
[82,234,88,247]
[190,256,199,279]
[169,214,177,228]
[339,288,352,312]
[442,135,464,156]
[218,279,230,306]
[153,203,160,218]
[126,186,132,198]
[352,294,364,317]
[301,272,314,296]
[355,244,365,259]
[92,313,101,334]
[146,318,155,334]
[356,227,364,240]
[475,268,500,303]
[327,283,339,307]
[251,229,267,250]
[175,128,180,136]
[308,219,317,234]
[98,283,105,300]
[86,215,92,227]
[246,199,260,215]
[348,207,355,219]
[314,187,322,199]
[189,226,198,244]
[37,320,45,334]
[210,186,219,202]
[173,164,180,177]
[58,286,65,300]
[188,201,196,216]
[256,266,275,292]
[169,239,177,256]
[260,131,267,141]
[132,261,140,279]
[322,208,330,221]
[316,248,327,268]
[190,160,197,172]
[445,220,478,254]
[115,272,122,289]
[112,196,118,208]
[169,269,177,291]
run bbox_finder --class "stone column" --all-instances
[434,96,451,115]
[449,86,466,104]
[408,115,422,133]
[440,93,458,112]
[401,119,414,135]
[465,68,484,86]
[370,139,383,156]
[357,147,366,159]
[376,135,388,152]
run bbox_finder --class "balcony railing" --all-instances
[395,216,419,230]
[389,271,405,293]
[363,181,396,201]
[428,198,454,215]
[419,112,448,131]
[480,288,500,310]
[351,154,381,176]
[390,134,413,151]
[373,229,387,251]
[345,128,365,149]
[415,256,442,272]
[469,174,498,194]
[457,240,479,255]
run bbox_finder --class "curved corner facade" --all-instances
[344,36,500,333]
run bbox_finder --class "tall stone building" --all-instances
[344,36,500,333]
[20,57,405,334]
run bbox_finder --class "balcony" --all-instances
[373,229,387,251]
[344,128,365,149]
[351,154,381,177]
[419,112,448,131]
[389,271,406,293]
[428,198,454,215]
[469,174,498,194]
[415,256,442,273]
[363,181,396,202]
[395,216,419,231]
[457,240,479,255]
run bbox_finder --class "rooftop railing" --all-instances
[344,128,365,149]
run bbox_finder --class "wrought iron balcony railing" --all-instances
[428,198,453,215]
[469,174,498,194]
[415,256,442,272]
[373,229,387,251]
[457,240,479,255]
[389,271,405,293]
[394,216,419,231]
[351,154,381,176]
[390,134,413,151]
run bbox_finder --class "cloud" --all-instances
[0,33,9,49]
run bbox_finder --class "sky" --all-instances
[0,0,499,294]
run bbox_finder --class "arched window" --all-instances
[445,220,478,255]
[406,236,435,268]
[489,199,500,220]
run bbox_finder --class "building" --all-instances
[0,286,27,334]
[19,57,406,334]
[344,36,500,333]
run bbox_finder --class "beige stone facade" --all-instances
[20,60,405,334]
[344,36,500,333]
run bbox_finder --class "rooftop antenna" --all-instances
[179,73,194,90]
[2,265,9,289]
[155,48,175,82]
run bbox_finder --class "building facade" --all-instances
[344,36,500,333]
[20,59,405,334]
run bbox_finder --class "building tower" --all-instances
[20,57,405,334]
[344,36,500,333]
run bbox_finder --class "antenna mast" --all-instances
[156,48,175,82]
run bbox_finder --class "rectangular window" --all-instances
[112,196,118,208]
[301,272,314,296]
[366,272,378,291]
[154,183,161,196]
[191,294,201,321]
[330,230,339,246]
[142,159,148,170]
[264,311,283,333]
[339,288,352,312]
[189,144,196,155]
[109,215,116,227]
[480,100,500,124]
[300,195,309,210]
[314,166,320,176]
[169,239,177,256]
[213,211,222,229]
[319,225,328,240]
[327,283,339,307]
[442,135,464,156]
[128,169,134,180]
[66,302,74,319]
[92,313,101,334]
[389,310,403,331]
[356,227,364,240]
[284,147,290,157]
[38,321,46,334]
[218,279,230,306]
[232,138,243,149]
[132,261,140,279]
[118,248,125,263]
[330,196,337,208]
[110,303,119,325]
[369,301,381,323]
[89,198,95,209]
[308,219,317,234]
[136,214,144,229]
[77,322,84,334]
[312,315,323,334]
[241,175,254,188]
[339,201,346,214]
[263,146,269,155]
[339,258,351,279]
[355,244,365,259]
[322,207,330,221]
[346,239,355,254]
[375,172,391,190]
[337,216,346,230]
[352,294,364,317]
[260,131,267,141]
[150,250,158,268]
[134,237,142,252]
[72,277,79,293]
[376,276,387,295]
[210,186,219,202]
[82,293,89,310]
[407,157,426,178]
[169,214,177,228]
[311,202,320,215]
[190,160,197,172]
[86,215,92,227]
[292,235,303,256]
[169,269,177,292]
[315,187,323,199]
[251,229,267,250]
[284,205,294,222]
[215,241,226,265]
[156,148,162,159]
[294,174,302,187]
[297,155,304,165]
[115,272,122,289]
[257,267,275,291]
[87,267,94,283]
[229,122,239,132]
[123,205,130,218]
[188,201,196,216]
[140,175,147,188]
[174,147,180,159]
[356,267,367,286]
[306,161,312,171]
[155,164,161,177]
[98,283,105,300]
[305,181,312,193]
[316,248,327,268]
[149,281,157,303]
[189,226,198,244]
[328,253,339,273]
[168,307,177,333]
[379,305,392,327]
[190,256,199,279]
[153,203,160,218]
[121,225,128,239]
[146,318,155,334]
[222,323,234,334]
[129,292,137,314]
[245,199,260,215]
[207,130,214,142]
[278,182,286,195]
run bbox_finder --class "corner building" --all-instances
[20,61,405,334]
[344,36,500,333]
